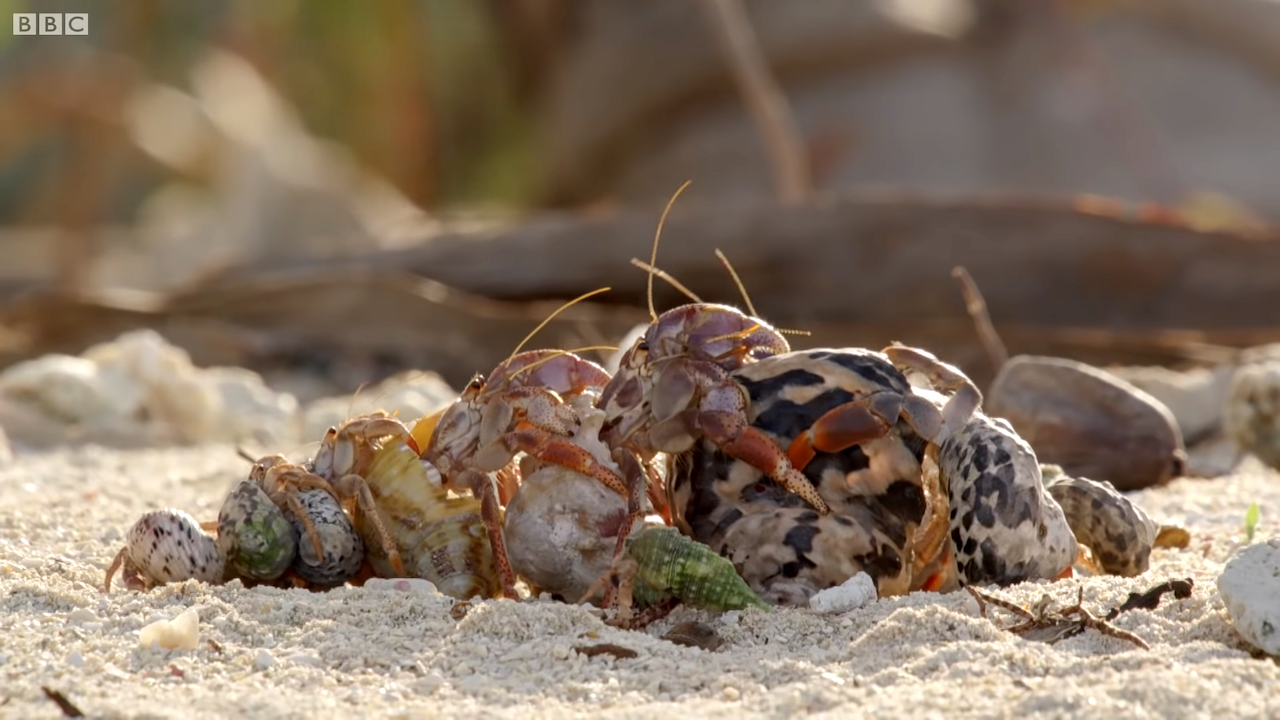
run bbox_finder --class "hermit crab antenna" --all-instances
[713,247,810,337]
[714,248,758,317]
[629,258,703,303]
[509,287,612,360]
[647,180,693,322]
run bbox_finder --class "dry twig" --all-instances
[952,266,1009,373]
[699,0,810,203]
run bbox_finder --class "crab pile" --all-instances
[104,187,1190,634]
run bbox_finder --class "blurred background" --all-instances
[2,0,1280,451]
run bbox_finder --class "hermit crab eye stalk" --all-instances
[467,375,485,391]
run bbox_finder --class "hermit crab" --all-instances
[671,345,985,603]
[422,346,647,599]
[103,509,224,592]
[597,183,830,517]
[308,410,502,599]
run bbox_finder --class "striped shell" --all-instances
[288,489,364,587]
[626,526,769,613]
[105,509,225,591]
[361,441,501,600]
[217,479,297,582]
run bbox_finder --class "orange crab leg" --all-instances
[501,429,630,497]
[785,396,900,471]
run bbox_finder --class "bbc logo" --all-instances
[13,13,88,36]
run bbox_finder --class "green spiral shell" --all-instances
[626,526,769,612]
[217,479,297,582]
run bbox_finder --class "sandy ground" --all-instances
[2,442,1279,720]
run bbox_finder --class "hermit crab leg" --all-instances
[784,391,906,470]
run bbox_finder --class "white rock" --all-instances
[362,578,440,594]
[300,370,457,442]
[0,354,129,423]
[253,650,275,671]
[1217,535,1280,656]
[204,366,299,445]
[138,606,201,650]
[809,573,877,614]
[1225,361,1280,470]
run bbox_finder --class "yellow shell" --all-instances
[361,440,502,600]
[408,408,447,455]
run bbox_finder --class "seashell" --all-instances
[625,526,769,613]
[1043,473,1157,577]
[361,442,501,600]
[105,509,225,591]
[985,355,1186,491]
[504,461,645,604]
[288,489,364,587]
[1224,359,1280,471]
[217,479,298,582]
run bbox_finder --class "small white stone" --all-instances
[67,608,97,624]
[254,650,275,671]
[809,573,877,614]
[66,652,84,667]
[138,607,200,650]
[363,578,440,594]
[1218,536,1280,655]
[722,686,741,701]
[551,644,571,660]
[285,653,323,667]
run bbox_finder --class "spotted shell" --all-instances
[674,348,934,603]
[625,526,768,612]
[362,441,501,600]
[932,407,1077,586]
[288,489,364,587]
[105,509,225,591]
[217,479,297,582]
[1042,471,1158,577]
[1224,359,1280,471]
[985,355,1186,491]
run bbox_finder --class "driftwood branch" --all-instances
[699,0,810,203]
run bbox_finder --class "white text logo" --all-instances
[13,13,88,36]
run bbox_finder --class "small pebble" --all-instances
[809,573,877,614]
[722,686,741,701]
[254,650,275,671]
[67,608,97,624]
[551,644,571,660]
[363,578,440,594]
[67,652,84,667]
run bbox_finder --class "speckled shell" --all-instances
[625,526,768,612]
[1043,473,1157,577]
[217,479,297,582]
[934,409,1077,586]
[362,442,501,600]
[674,348,933,603]
[1225,360,1280,471]
[288,489,364,587]
[111,509,225,590]
[985,355,1186,491]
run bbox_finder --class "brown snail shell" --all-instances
[985,355,1186,491]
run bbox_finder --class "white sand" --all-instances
[2,443,1279,719]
